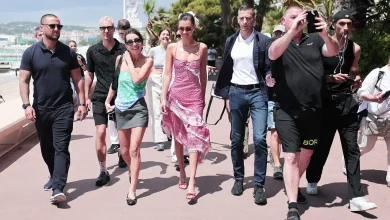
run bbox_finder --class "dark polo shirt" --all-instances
[267,33,325,110]
[86,39,126,103]
[20,40,79,108]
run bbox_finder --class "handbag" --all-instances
[360,70,390,136]
[361,113,390,137]
[205,83,226,125]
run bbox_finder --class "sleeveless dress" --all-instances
[162,44,211,163]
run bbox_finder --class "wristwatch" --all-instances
[22,103,31,109]
[79,104,86,107]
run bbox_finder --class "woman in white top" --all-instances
[147,29,171,151]
[357,55,390,187]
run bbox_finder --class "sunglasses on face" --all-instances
[178,27,192,32]
[99,26,115,31]
[126,38,142,45]
[43,24,63,30]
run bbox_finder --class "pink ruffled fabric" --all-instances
[162,57,211,163]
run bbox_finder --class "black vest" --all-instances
[323,39,355,95]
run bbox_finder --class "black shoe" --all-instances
[273,166,283,180]
[43,178,54,191]
[285,208,300,220]
[95,171,110,186]
[183,155,189,164]
[126,193,137,206]
[297,189,307,204]
[50,188,66,204]
[253,184,267,205]
[118,152,127,168]
[107,144,120,154]
[231,180,244,196]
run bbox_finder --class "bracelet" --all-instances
[79,104,86,106]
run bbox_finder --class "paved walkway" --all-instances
[0,71,20,102]
[0,78,389,220]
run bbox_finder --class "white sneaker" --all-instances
[349,197,377,212]
[306,183,318,195]
[50,192,66,204]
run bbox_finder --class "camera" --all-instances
[307,10,321,33]
[107,107,115,121]
[346,76,355,84]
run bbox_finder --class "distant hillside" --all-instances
[0,21,93,35]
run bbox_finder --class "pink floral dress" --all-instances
[162,46,211,163]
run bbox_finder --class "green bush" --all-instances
[354,25,390,78]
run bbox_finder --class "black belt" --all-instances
[231,83,260,90]
[329,93,352,100]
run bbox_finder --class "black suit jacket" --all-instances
[214,29,271,99]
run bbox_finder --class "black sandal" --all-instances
[285,208,300,220]
[126,192,137,206]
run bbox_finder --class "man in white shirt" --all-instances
[214,5,270,205]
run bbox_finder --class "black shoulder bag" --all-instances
[205,83,226,125]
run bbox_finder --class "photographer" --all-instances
[267,5,339,219]
[305,11,377,212]
[357,55,390,188]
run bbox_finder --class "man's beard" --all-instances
[45,33,59,41]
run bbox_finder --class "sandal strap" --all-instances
[186,193,196,198]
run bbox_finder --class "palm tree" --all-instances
[264,5,286,33]
[254,0,272,31]
[143,0,159,46]
[143,0,155,20]
[220,0,231,28]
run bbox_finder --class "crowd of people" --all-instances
[19,4,390,220]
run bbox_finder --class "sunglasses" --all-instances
[43,24,63,30]
[99,26,115,31]
[178,27,192,32]
[126,38,142,45]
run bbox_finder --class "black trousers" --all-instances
[306,103,364,199]
[34,103,73,191]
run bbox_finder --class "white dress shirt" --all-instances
[230,30,259,85]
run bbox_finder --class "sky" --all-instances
[0,0,177,27]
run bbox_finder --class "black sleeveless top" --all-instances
[323,39,355,95]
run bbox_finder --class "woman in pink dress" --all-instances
[161,12,211,200]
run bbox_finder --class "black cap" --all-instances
[333,11,353,24]
[117,19,131,30]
